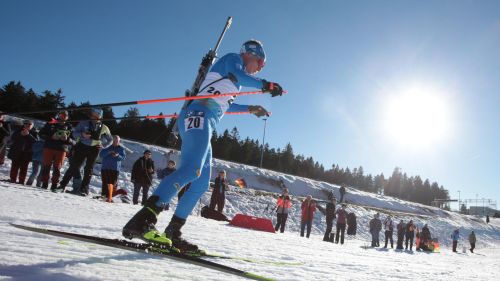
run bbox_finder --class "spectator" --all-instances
[339,185,346,203]
[275,188,292,233]
[451,229,460,252]
[58,108,112,195]
[486,215,490,224]
[335,204,347,244]
[25,139,44,187]
[405,219,415,250]
[323,194,336,241]
[300,195,317,238]
[39,111,74,190]
[209,170,229,213]
[0,112,12,165]
[9,120,38,184]
[396,220,405,250]
[346,212,357,235]
[369,213,382,247]
[383,215,394,248]
[468,231,476,253]
[419,224,433,251]
[131,150,155,205]
[157,160,176,180]
[99,135,127,203]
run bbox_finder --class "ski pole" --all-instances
[10,90,284,116]
[45,110,269,124]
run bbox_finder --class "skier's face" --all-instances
[242,53,264,74]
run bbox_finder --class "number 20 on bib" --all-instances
[184,116,204,131]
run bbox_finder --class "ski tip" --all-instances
[244,272,276,281]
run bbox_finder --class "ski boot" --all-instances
[165,215,205,256]
[122,196,172,248]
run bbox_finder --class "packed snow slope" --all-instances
[0,138,499,280]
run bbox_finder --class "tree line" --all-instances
[0,81,450,206]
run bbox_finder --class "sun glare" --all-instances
[384,86,450,148]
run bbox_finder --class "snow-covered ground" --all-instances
[1,138,499,280]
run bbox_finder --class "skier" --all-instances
[38,110,74,190]
[383,215,394,248]
[468,231,476,253]
[99,135,127,202]
[335,204,347,244]
[122,40,284,253]
[58,108,112,195]
[405,219,415,250]
[131,150,155,205]
[369,213,382,247]
[209,170,229,213]
[300,195,317,238]
[451,228,460,252]
[322,194,336,241]
[275,188,292,233]
[9,120,39,184]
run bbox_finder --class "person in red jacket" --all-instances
[300,195,317,238]
[275,188,292,233]
[335,204,348,244]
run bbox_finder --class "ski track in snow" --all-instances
[1,139,499,280]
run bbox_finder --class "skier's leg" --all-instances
[152,109,213,207]
[163,146,212,253]
[171,145,212,220]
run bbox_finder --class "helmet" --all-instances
[240,40,266,72]
[240,40,266,62]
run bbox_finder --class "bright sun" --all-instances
[384,86,450,148]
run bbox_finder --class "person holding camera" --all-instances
[58,108,112,195]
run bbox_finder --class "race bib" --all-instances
[184,111,205,131]
[197,72,239,113]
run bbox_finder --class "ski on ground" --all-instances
[10,223,275,281]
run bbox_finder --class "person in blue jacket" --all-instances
[26,139,44,187]
[123,40,284,253]
[99,135,126,202]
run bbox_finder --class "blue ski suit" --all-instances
[153,53,264,219]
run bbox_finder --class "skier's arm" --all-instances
[227,103,249,113]
[225,55,264,89]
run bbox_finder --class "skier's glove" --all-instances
[248,105,270,118]
[262,80,284,97]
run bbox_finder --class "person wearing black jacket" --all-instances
[339,185,346,203]
[323,195,336,241]
[38,111,74,190]
[131,150,155,205]
[405,220,415,250]
[209,170,229,213]
[9,120,38,184]
[0,112,11,165]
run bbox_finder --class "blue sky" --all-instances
[1,0,499,209]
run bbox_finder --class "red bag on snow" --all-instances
[230,214,276,233]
